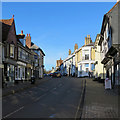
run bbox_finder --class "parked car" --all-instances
[48,73,53,77]
[52,72,61,78]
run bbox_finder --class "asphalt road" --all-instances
[2,77,83,119]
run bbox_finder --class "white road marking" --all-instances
[34,93,47,102]
[3,106,24,119]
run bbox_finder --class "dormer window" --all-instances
[10,44,14,58]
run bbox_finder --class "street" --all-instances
[2,77,83,119]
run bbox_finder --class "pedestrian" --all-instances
[88,71,91,78]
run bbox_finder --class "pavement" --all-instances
[82,78,119,119]
[2,77,51,97]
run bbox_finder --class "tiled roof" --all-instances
[0,18,14,41]
[30,42,45,56]
[0,18,14,25]
[30,42,39,49]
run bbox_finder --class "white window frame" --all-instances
[10,44,14,58]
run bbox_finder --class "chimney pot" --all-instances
[29,34,30,36]
[21,30,23,34]
[12,15,14,18]
[27,34,28,36]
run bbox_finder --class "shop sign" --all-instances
[17,61,26,66]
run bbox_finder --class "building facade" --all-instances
[94,34,104,79]
[98,1,120,88]
[77,35,95,77]
[1,16,45,87]
[0,16,18,86]
[16,31,32,81]
[26,35,45,79]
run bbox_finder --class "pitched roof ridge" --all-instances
[107,1,120,14]
[0,18,14,25]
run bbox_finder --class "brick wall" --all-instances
[26,34,31,48]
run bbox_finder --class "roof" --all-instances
[30,42,39,49]
[107,1,120,14]
[0,18,14,42]
[30,42,45,56]
[98,1,120,45]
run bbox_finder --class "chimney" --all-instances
[26,33,31,48]
[69,49,71,55]
[85,35,92,46]
[74,43,78,51]
[21,30,23,35]
[12,15,14,19]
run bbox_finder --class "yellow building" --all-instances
[94,34,104,79]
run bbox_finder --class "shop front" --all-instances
[3,59,17,85]
[15,61,26,81]
[114,53,120,86]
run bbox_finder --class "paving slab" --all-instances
[82,78,119,119]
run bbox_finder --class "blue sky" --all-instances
[2,2,115,70]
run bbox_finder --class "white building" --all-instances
[62,53,75,76]
[78,35,95,77]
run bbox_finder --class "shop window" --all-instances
[10,44,14,58]
[85,63,89,67]
[18,68,20,78]
[15,67,18,79]
[22,67,25,78]
[7,65,14,77]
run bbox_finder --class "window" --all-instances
[19,38,26,47]
[22,50,25,60]
[7,64,14,77]
[18,68,20,78]
[22,67,25,78]
[15,67,18,79]
[26,52,28,61]
[10,44,14,58]
[85,63,89,67]
[18,47,22,59]
[85,54,89,60]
